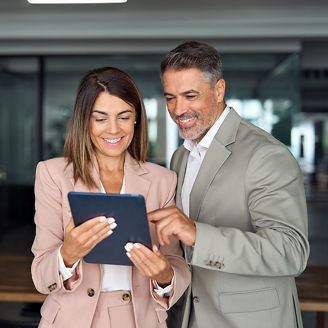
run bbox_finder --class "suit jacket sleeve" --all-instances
[150,169,191,309]
[31,161,82,294]
[189,143,309,277]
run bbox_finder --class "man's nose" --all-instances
[172,97,186,117]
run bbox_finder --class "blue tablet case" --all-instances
[67,192,152,266]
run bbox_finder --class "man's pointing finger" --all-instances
[148,206,176,222]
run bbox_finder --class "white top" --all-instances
[58,177,172,296]
[100,178,131,291]
[181,106,230,216]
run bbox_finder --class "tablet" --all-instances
[67,192,152,266]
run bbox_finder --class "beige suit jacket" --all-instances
[31,153,191,328]
[170,109,309,328]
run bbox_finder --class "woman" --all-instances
[31,67,190,328]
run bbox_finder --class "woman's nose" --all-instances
[106,119,120,134]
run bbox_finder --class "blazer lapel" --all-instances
[72,152,150,198]
[175,149,189,210]
[123,153,151,199]
[72,158,101,193]
[189,108,241,220]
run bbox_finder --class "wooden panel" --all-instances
[0,257,327,312]
[0,256,45,303]
[296,265,328,312]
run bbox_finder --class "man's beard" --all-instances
[173,110,216,141]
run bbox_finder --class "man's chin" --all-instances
[179,128,204,141]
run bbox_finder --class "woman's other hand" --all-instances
[125,243,174,287]
[61,215,117,267]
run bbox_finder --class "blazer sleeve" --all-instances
[150,169,191,309]
[31,161,82,295]
[189,143,310,277]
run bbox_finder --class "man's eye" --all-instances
[166,97,174,102]
[186,95,196,99]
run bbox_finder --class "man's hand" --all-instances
[148,206,196,247]
[125,243,174,287]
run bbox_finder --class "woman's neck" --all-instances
[96,152,125,193]
[96,153,125,173]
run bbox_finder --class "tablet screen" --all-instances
[68,192,152,266]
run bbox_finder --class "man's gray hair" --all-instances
[160,41,223,87]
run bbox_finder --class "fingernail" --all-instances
[107,230,113,236]
[134,243,140,249]
[109,222,117,229]
[99,216,107,222]
[124,243,133,251]
[153,245,158,252]
[107,217,115,224]
[126,252,131,258]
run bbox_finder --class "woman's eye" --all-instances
[118,117,130,121]
[95,118,106,122]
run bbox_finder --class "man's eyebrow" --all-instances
[164,90,199,97]
[181,89,199,95]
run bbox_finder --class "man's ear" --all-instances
[214,79,225,103]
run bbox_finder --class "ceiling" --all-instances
[0,0,327,114]
[0,0,328,55]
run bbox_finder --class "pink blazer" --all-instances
[31,153,191,328]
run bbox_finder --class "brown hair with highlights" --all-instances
[64,67,148,188]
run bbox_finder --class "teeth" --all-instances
[104,137,121,144]
[179,118,194,124]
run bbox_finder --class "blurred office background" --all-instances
[0,0,327,326]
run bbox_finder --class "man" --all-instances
[148,41,309,328]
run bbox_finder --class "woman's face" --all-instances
[90,92,136,161]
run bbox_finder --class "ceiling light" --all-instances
[27,0,127,3]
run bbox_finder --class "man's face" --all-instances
[163,68,225,142]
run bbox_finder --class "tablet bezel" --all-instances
[67,192,152,266]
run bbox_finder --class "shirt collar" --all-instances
[100,177,126,194]
[183,105,230,152]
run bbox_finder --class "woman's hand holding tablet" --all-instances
[67,192,152,266]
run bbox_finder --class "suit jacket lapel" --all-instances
[123,152,151,199]
[72,152,150,198]
[189,108,241,220]
[72,158,101,193]
[175,149,189,209]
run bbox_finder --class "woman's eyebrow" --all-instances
[92,110,108,115]
[91,109,133,116]
[117,110,133,115]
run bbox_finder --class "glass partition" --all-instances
[224,53,300,149]
[0,52,301,256]
[0,57,39,255]
[43,55,168,165]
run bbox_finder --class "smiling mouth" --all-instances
[103,137,123,145]
[176,116,197,129]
